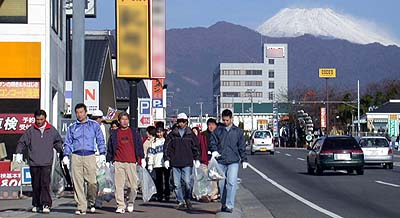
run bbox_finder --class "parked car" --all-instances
[307,136,364,175]
[250,130,274,155]
[358,136,393,169]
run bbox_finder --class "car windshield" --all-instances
[254,131,271,139]
[360,138,389,147]
[323,138,359,150]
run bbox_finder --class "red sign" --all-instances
[0,171,21,187]
[321,108,327,128]
[152,79,163,99]
[140,116,151,125]
[0,114,35,134]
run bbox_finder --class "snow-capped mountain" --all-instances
[257,8,399,46]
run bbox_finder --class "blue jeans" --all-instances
[172,167,192,203]
[218,163,239,209]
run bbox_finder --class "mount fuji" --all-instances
[257,8,399,46]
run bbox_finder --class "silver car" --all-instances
[250,130,275,155]
[359,136,393,169]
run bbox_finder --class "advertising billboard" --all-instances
[116,0,151,79]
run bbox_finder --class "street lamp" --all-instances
[214,95,220,121]
[246,89,255,131]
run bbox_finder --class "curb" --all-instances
[216,184,274,218]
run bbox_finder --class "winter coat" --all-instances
[16,122,63,166]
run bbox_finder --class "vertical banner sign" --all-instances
[388,114,399,137]
[321,107,327,128]
[151,0,165,78]
[152,79,163,108]
[117,0,150,78]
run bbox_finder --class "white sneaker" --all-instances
[90,207,96,213]
[42,206,50,213]
[127,204,134,213]
[31,207,38,213]
[75,210,86,215]
[116,208,125,214]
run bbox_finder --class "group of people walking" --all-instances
[15,103,248,215]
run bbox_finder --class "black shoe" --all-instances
[165,197,170,202]
[225,207,233,213]
[176,202,186,210]
[185,199,193,210]
[221,205,227,212]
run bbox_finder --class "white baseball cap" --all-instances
[177,113,188,120]
[92,110,104,117]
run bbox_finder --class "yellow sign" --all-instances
[0,81,40,99]
[0,42,41,78]
[389,114,398,120]
[116,0,150,79]
[319,68,336,78]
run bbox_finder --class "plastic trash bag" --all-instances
[51,156,65,195]
[208,157,225,181]
[138,166,157,202]
[96,164,115,198]
[192,164,213,200]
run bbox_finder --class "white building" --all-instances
[0,0,66,157]
[213,44,288,130]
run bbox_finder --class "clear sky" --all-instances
[86,0,400,40]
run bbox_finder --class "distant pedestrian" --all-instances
[148,126,171,202]
[15,110,63,214]
[106,112,145,214]
[164,113,200,210]
[63,103,106,215]
[210,109,248,213]
[143,126,156,159]
[91,110,110,146]
[110,120,119,131]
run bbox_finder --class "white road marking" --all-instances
[375,181,400,188]
[276,151,281,154]
[297,158,305,161]
[248,164,344,218]
[285,153,292,157]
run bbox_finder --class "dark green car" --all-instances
[307,136,364,175]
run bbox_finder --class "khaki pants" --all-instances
[114,162,138,209]
[71,154,97,212]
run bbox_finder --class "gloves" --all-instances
[141,158,147,168]
[164,160,170,169]
[15,154,23,164]
[148,165,153,172]
[194,160,201,168]
[211,151,221,158]
[105,162,110,168]
[98,155,106,164]
[62,156,70,167]
[242,162,249,169]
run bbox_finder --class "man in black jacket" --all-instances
[209,109,248,213]
[164,113,200,210]
[15,110,63,214]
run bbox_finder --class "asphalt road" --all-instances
[239,148,400,218]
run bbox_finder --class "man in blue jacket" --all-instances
[209,109,248,213]
[62,103,106,215]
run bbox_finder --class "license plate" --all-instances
[334,153,351,160]
[260,148,267,152]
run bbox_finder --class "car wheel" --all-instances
[270,151,275,155]
[388,163,394,169]
[383,164,388,169]
[356,168,364,175]
[316,165,323,175]
[307,163,314,175]
[347,169,354,174]
[251,150,255,155]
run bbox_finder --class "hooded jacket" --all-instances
[209,124,247,165]
[16,121,63,166]
[164,126,200,168]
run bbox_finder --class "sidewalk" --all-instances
[0,184,273,218]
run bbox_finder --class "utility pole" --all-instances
[214,94,220,121]
[246,89,255,131]
[326,78,329,135]
[71,0,85,120]
[357,80,361,136]
[196,102,204,125]
[185,106,191,117]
